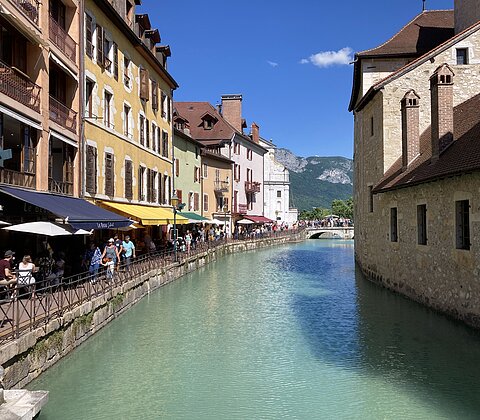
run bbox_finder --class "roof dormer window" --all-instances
[200,113,218,131]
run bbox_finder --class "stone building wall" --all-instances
[357,174,480,328]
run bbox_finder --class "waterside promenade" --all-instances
[0,229,306,389]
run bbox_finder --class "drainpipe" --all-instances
[79,0,86,198]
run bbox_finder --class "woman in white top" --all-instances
[18,255,36,298]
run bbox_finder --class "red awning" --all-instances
[244,215,274,224]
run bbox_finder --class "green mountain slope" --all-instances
[275,149,353,211]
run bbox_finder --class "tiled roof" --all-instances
[374,93,480,193]
[174,102,235,143]
[358,10,454,57]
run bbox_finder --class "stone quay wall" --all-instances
[0,232,306,389]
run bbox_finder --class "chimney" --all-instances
[401,90,420,171]
[430,64,454,162]
[251,122,260,144]
[221,94,243,132]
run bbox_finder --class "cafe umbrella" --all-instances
[2,221,91,237]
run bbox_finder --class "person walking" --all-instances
[184,230,192,253]
[83,243,102,284]
[122,236,136,270]
[102,239,120,276]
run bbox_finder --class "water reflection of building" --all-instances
[351,0,480,327]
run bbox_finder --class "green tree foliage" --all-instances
[299,207,329,220]
[331,198,354,220]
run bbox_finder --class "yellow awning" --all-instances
[99,202,189,226]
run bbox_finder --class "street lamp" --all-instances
[171,192,179,261]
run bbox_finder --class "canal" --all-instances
[30,240,480,419]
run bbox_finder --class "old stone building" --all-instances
[351,3,480,327]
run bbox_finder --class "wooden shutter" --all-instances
[139,115,145,146]
[167,96,171,122]
[158,173,163,204]
[152,80,158,111]
[203,194,208,212]
[151,171,157,203]
[138,166,144,201]
[146,119,150,148]
[113,42,119,80]
[86,145,97,194]
[125,159,132,200]
[224,197,229,212]
[139,67,149,101]
[96,24,103,66]
[105,153,114,196]
[194,193,199,211]
[86,14,93,58]
[175,159,179,177]
[177,189,182,204]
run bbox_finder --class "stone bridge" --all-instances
[305,226,354,239]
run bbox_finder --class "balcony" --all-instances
[214,180,229,193]
[245,181,261,193]
[49,16,76,62]
[48,178,73,196]
[49,96,77,133]
[0,60,41,112]
[0,168,35,189]
[11,0,40,25]
[237,204,247,215]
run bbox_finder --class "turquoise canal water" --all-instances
[30,240,480,419]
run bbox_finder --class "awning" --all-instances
[244,215,274,224]
[50,130,78,148]
[49,52,78,81]
[180,212,210,223]
[100,201,189,226]
[0,186,131,230]
[0,105,42,130]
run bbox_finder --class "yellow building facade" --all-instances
[83,0,177,228]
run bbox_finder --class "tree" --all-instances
[331,198,353,220]
[299,207,329,220]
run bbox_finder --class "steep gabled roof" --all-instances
[349,10,454,111]
[374,93,480,193]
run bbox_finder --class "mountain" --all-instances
[275,149,353,211]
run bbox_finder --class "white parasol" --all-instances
[3,221,91,237]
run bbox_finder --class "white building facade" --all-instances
[259,137,298,225]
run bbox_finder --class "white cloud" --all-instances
[301,47,353,68]
[267,60,279,67]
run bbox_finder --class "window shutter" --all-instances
[138,166,144,201]
[203,194,208,212]
[224,197,229,211]
[146,119,150,148]
[152,80,158,111]
[86,145,97,194]
[177,189,182,204]
[140,67,149,101]
[125,160,132,200]
[158,172,163,204]
[167,96,171,122]
[140,115,145,146]
[105,153,114,196]
[96,24,103,66]
[194,193,199,211]
[113,42,119,80]
[175,159,179,177]
[86,14,93,58]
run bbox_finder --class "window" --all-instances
[162,131,169,158]
[85,13,93,58]
[277,190,282,198]
[202,163,208,178]
[113,42,119,80]
[417,204,427,245]
[247,149,253,160]
[152,122,157,152]
[139,115,145,146]
[146,118,150,148]
[157,127,161,154]
[370,116,374,137]
[138,166,146,201]
[151,80,158,111]
[96,24,103,65]
[103,36,112,72]
[176,189,183,204]
[147,169,156,202]
[139,67,149,101]
[124,104,131,138]
[85,79,94,118]
[234,164,240,182]
[456,48,468,65]
[161,91,166,118]
[104,91,112,128]
[125,159,133,200]
[203,194,209,212]
[104,152,114,196]
[194,193,199,211]
[86,145,97,194]
[247,192,254,211]
[175,158,180,177]
[456,200,470,250]
[368,186,374,213]
[390,207,398,242]
[246,168,252,182]
[194,166,200,183]
[234,143,240,155]
[123,57,131,88]
[203,118,213,130]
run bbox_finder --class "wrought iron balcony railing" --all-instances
[245,181,261,193]
[0,60,41,112]
[48,178,73,196]
[214,180,229,192]
[49,96,77,133]
[12,0,40,25]
[0,168,35,189]
[49,16,76,62]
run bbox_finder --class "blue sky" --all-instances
[139,0,454,158]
